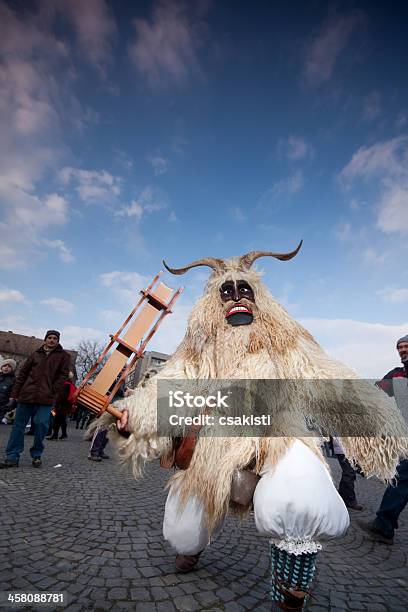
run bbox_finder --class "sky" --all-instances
[0,0,407,378]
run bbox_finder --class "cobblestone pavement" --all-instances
[0,425,407,612]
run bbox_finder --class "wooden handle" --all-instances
[106,404,123,419]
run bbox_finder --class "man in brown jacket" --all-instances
[0,330,70,468]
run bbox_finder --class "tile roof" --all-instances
[0,331,77,371]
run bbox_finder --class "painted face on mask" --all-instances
[220,280,255,326]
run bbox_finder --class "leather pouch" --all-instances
[160,436,196,470]
[230,469,260,510]
[174,434,198,470]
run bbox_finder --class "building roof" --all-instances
[0,331,42,358]
[147,350,170,360]
[0,331,77,368]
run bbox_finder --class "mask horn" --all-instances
[238,240,303,269]
[163,257,227,275]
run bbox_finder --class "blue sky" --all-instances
[0,0,407,377]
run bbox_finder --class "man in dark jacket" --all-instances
[0,359,16,422]
[358,334,408,544]
[0,331,70,468]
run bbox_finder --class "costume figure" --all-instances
[99,244,408,609]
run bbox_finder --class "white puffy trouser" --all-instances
[163,440,349,555]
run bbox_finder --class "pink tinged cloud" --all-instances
[128,1,204,86]
[0,7,63,137]
[0,3,108,269]
[61,0,117,75]
[304,12,364,85]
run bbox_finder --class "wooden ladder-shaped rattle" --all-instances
[75,272,183,419]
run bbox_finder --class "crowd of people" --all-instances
[0,329,407,550]
[0,329,120,467]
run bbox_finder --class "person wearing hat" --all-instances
[0,331,70,468]
[0,359,17,423]
[358,335,408,544]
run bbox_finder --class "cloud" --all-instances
[0,189,69,269]
[259,171,304,209]
[57,0,117,75]
[396,112,408,128]
[279,136,314,161]
[340,136,408,235]
[335,222,352,242]
[0,316,104,350]
[43,239,75,263]
[99,309,123,323]
[340,136,408,184]
[362,91,381,121]
[116,185,168,219]
[99,270,151,304]
[114,148,134,170]
[273,171,304,197]
[0,287,25,303]
[301,317,407,378]
[0,3,105,268]
[304,11,364,85]
[4,192,68,230]
[377,184,408,234]
[128,0,208,87]
[0,4,102,137]
[118,200,143,220]
[0,314,44,340]
[0,5,68,267]
[60,325,106,350]
[59,167,122,203]
[349,198,362,211]
[148,155,169,175]
[232,207,247,222]
[362,248,389,266]
[377,287,408,304]
[41,297,75,315]
[0,4,68,136]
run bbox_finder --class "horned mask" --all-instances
[164,241,302,326]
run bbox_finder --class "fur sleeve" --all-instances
[91,353,189,479]
[293,337,408,481]
[340,435,408,482]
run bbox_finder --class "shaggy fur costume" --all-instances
[96,261,408,532]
